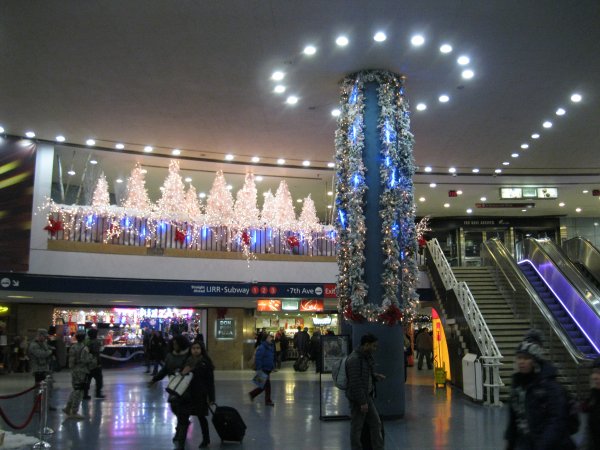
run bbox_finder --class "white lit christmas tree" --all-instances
[260,190,277,227]
[123,163,152,211]
[205,170,234,227]
[183,184,202,219]
[156,160,186,216]
[273,180,296,231]
[298,194,320,234]
[91,173,110,209]
[234,173,259,229]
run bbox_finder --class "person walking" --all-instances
[28,328,56,410]
[63,331,95,420]
[83,328,104,399]
[346,333,385,450]
[581,358,600,450]
[415,328,433,370]
[504,330,576,450]
[248,334,275,406]
[148,329,165,376]
[174,340,216,449]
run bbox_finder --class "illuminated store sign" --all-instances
[499,187,558,199]
[300,299,324,312]
[282,300,299,311]
[257,299,282,311]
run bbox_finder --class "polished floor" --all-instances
[0,362,540,449]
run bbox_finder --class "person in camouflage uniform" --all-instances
[28,328,56,410]
[63,331,95,420]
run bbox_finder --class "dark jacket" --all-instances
[583,388,600,450]
[87,338,102,366]
[504,361,576,450]
[255,340,275,372]
[181,355,215,417]
[152,348,190,382]
[416,331,433,352]
[345,347,374,405]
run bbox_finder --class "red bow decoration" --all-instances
[44,218,63,235]
[241,230,251,246]
[418,237,427,248]
[378,304,403,326]
[287,235,300,248]
[175,228,186,244]
[343,305,365,323]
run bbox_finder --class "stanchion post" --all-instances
[33,381,51,449]
[42,375,54,435]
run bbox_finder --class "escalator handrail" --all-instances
[518,238,600,318]
[482,239,591,364]
[563,236,600,283]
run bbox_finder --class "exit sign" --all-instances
[448,190,458,197]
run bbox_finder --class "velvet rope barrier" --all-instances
[0,384,37,400]
[0,394,41,430]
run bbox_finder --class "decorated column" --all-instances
[335,70,418,418]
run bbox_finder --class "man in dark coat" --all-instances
[83,328,104,399]
[582,358,600,450]
[346,333,385,450]
[504,330,575,450]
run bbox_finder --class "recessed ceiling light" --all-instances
[116,178,123,183]
[172,149,181,156]
[296,198,303,203]
[594,222,599,226]
[556,108,566,116]
[511,153,519,158]
[582,190,589,194]
[327,205,332,209]
[443,203,450,208]
[503,161,510,166]
[522,209,527,212]
[90,159,98,165]
[457,55,470,65]
[472,168,480,173]
[199,192,206,198]
[448,167,456,173]
[429,182,437,188]
[575,207,582,213]
[183,177,191,183]
[495,169,502,174]
[410,35,425,46]
[466,208,473,214]
[327,162,335,168]
[141,169,147,174]
[542,121,553,128]
[331,108,341,117]
[521,143,529,149]
[271,71,285,81]
[274,85,286,94]
[144,146,153,153]
[456,190,463,195]
[251,156,260,163]
[424,166,432,172]
[531,133,540,139]
[255,176,264,182]
[336,36,349,46]
[480,197,487,201]
[225,154,234,161]
[327,191,333,196]
[286,96,299,105]
[302,160,310,167]
[115,143,125,149]
[416,103,427,111]
[303,45,316,55]
[67,170,76,176]
[262,191,269,196]
[440,44,453,53]
[570,93,582,103]
[419,197,426,202]
[461,69,474,79]
[559,202,565,207]
[86,139,96,146]
[25,131,35,138]
[226,185,233,190]
[277,158,285,165]
[438,94,450,103]
[56,135,66,142]
[373,32,387,42]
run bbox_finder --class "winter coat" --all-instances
[180,356,216,417]
[149,334,166,361]
[504,361,576,450]
[345,347,375,406]
[152,348,190,382]
[87,338,103,367]
[255,341,275,372]
[28,340,53,373]
[583,388,600,450]
[416,331,433,352]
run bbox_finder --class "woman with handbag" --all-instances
[175,340,216,449]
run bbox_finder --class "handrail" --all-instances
[427,238,503,405]
[563,236,600,285]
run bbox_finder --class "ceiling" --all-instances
[2,1,600,219]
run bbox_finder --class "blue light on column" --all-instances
[338,209,347,229]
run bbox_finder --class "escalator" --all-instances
[563,237,600,290]
[515,238,600,358]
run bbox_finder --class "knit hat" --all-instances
[515,330,544,361]
[37,328,49,337]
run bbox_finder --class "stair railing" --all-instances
[427,238,504,406]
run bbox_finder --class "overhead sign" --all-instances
[300,299,324,312]
[476,203,535,209]
[499,187,558,200]
[282,300,299,311]
[257,299,282,311]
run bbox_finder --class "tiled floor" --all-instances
[0,363,515,449]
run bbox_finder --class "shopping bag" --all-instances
[252,370,268,389]
[166,372,194,396]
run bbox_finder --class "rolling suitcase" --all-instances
[210,404,246,443]
[294,355,309,372]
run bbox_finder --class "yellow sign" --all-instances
[0,305,9,315]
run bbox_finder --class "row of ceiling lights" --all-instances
[268,32,475,116]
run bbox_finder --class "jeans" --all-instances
[350,397,384,450]
[84,367,103,396]
[418,351,433,369]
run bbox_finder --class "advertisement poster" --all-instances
[321,335,350,374]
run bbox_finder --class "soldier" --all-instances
[28,328,56,410]
[83,328,104,399]
[63,331,95,420]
